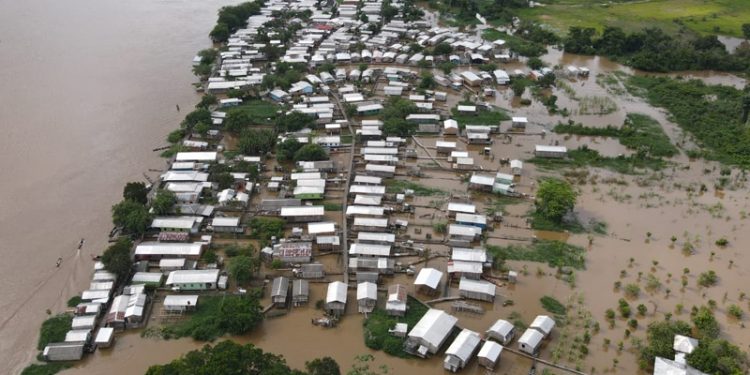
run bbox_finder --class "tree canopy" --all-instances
[534,179,577,224]
[382,97,419,137]
[227,255,256,285]
[294,144,328,162]
[276,138,303,162]
[151,190,177,215]
[306,357,341,375]
[111,199,150,235]
[101,237,133,280]
[238,129,276,155]
[182,109,212,131]
[276,111,315,133]
[123,182,149,204]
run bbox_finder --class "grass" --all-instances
[37,314,73,350]
[323,202,342,211]
[554,113,678,158]
[517,0,750,37]
[482,28,506,42]
[484,195,525,216]
[385,180,446,196]
[528,147,666,174]
[450,105,511,128]
[488,240,587,270]
[530,211,585,233]
[363,297,429,358]
[225,100,280,126]
[541,296,567,316]
[21,363,72,375]
[626,76,750,167]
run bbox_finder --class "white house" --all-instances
[443,329,481,372]
[406,309,458,357]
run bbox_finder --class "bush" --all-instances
[162,295,263,341]
[715,238,728,247]
[697,270,718,287]
[66,296,82,308]
[637,304,648,316]
[37,314,73,350]
[618,299,631,318]
[638,320,692,369]
[727,304,743,319]
[624,283,641,298]
[692,306,720,340]
[540,296,567,316]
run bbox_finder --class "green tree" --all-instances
[238,129,276,155]
[687,338,746,374]
[743,23,750,40]
[527,57,544,70]
[218,295,264,334]
[511,80,526,97]
[196,94,218,109]
[145,341,301,375]
[112,199,150,235]
[535,179,578,224]
[151,190,177,215]
[167,129,185,144]
[418,71,435,89]
[195,121,211,137]
[433,42,453,56]
[209,23,230,43]
[228,255,255,285]
[214,172,235,190]
[123,182,149,204]
[438,61,456,74]
[276,138,303,162]
[382,97,419,136]
[101,237,133,280]
[306,357,341,375]
[294,144,329,162]
[224,111,254,133]
[276,111,315,132]
[182,109,212,131]
[692,306,720,340]
[638,320,692,369]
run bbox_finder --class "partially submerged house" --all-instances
[443,329,481,372]
[42,342,85,362]
[530,315,555,337]
[386,284,408,317]
[292,279,310,306]
[477,340,503,370]
[534,145,567,158]
[458,277,496,302]
[414,268,443,295]
[163,295,199,313]
[518,328,544,355]
[271,276,290,306]
[325,281,348,317]
[165,269,220,291]
[486,319,516,345]
[357,282,378,314]
[406,309,458,357]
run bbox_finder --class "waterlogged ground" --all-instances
[65,44,750,375]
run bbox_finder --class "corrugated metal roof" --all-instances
[308,221,336,234]
[447,202,476,213]
[459,277,496,295]
[326,281,348,303]
[535,145,567,153]
[345,205,385,216]
[415,268,443,289]
[447,261,483,274]
[445,329,481,362]
[353,217,388,227]
[349,185,386,195]
[478,340,503,362]
[530,315,555,335]
[487,319,515,337]
[280,206,325,217]
[518,329,544,348]
[452,247,487,262]
[163,295,199,307]
[358,232,395,243]
[455,213,487,226]
[448,224,482,237]
[408,309,458,348]
[211,217,240,227]
[166,269,219,285]
[349,243,392,257]
[357,282,377,300]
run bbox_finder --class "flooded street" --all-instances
[0,0,238,373]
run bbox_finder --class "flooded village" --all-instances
[20,0,750,374]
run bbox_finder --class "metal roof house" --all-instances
[414,268,443,295]
[534,145,568,158]
[448,224,482,243]
[348,257,395,274]
[299,263,325,279]
[518,328,544,355]
[447,260,484,279]
[458,277,496,302]
[477,340,503,370]
[130,272,164,287]
[64,329,91,344]
[352,217,389,232]
[510,159,523,175]
[325,281,348,317]
[308,221,336,236]
[94,327,115,348]
[447,202,476,217]
[530,315,555,337]
[487,319,516,345]
[406,309,458,357]
[43,342,85,362]
[443,329,481,372]
[271,277,290,306]
[455,213,487,229]
[134,242,203,260]
[358,232,396,244]
[386,284,408,317]
[210,217,243,233]
[349,243,391,257]
[357,282,378,314]
[166,269,220,290]
[273,241,313,264]
[72,315,96,330]
[163,295,199,313]
[150,216,202,234]
[293,279,310,307]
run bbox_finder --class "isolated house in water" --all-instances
[271,277,290,306]
[486,319,516,345]
[325,281,348,317]
[477,340,503,370]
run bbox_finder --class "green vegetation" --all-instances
[275,110,315,133]
[698,270,718,287]
[21,363,72,375]
[159,295,263,341]
[382,97,419,137]
[487,240,587,270]
[276,138,303,162]
[224,101,280,132]
[66,296,82,308]
[384,180,446,196]
[305,357,341,375]
[237,128,277,156]
[518,0,750,38]
[227,255,257,285]
[101,238,134,280]
[151,190,177,215]
[639,319,692,369]
[688,338,748,374]
[293,144,329,162]
[249,217,285,246]
[363,297,428,357]
[111,199,150,235]
[529,146,666,174]
[450,105,510,127]
[145,340,308,375]
[540,296,567,316]
[534,178,577,225]
[123,181,149,205]
[223,243,255,258]
[37,314,73,350]
[628,76,750,166]
[209,1,263,43]
[323,202,342,211]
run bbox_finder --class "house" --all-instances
[443,329,481,372]
[414,268,443,295]
[493,69,510,85]
[469,174,495,192]
[271,277,290,306]
[130,272,164,287]
[159,258,187,273]
[134,242,203,261]
[447,202,476,217]
[325,281,348,317]
[365,164,396,177]
[354,195,383,206]
[357,103,384,116]
[357,271,379,284]
[448,224,482,243]
[357,282,378,313]
[447,260,484,279]
[384,85,403,96]
[280,206,325,222]
[406,114,440,124]
[316,235,340,251]
[348,257,395,275]
[493,182,515,196]
[460,71,482,86]
[94,327,115,348]
[443,119,458,135]
[165,269,220,290]
[455,213,487,229]
[163,295,199,313]
[269,89,289,102]
[406,309,458,357]
[210,217,243,234]
[512,116,528,130]
[534,145,567,158]
[105,291,147,329]
[273,241,312,263]
[345,205,385,217]
[349,243,392,257]
[496,172,514,185]
[467,132,491,144]
[435,141,457,154]
[386,284,408,317]
[477,341,503,370]
[654,357,709,375]
[518,328,545,355]
[487,319,516,345]
[308,221,336,236]
[451,247,488,263]
[64,329,91,344]
[175,152,217,163]
[530,315,555,337]
[352,217,389,232]
[292,279,310,306]
[150,216,202,234]
[72,315,97,330]
[43,343,85,362]
[261,198,302,213]
[294,185,325,200]
[458,277,496,302]
[297,263,325,279]
[357,232,396,245]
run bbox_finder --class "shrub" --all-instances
[715,238,728,247]
[637,304,648,316]
[727,304,743,319]
[624,283,641,298]
[697,271,718,287]
[618,299,632,318]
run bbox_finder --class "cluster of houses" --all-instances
[403,309,556,372]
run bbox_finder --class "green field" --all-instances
[518,0,750,37]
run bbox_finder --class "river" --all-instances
[0,0,237,373]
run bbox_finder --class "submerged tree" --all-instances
[123,182,149,205]
[535,179,578,224]
[101,238,133,280]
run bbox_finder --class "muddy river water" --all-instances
[3,1,750,374]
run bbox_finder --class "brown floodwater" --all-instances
[0,0,241,373]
